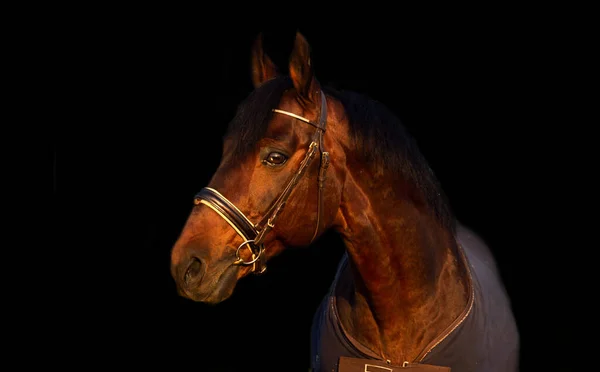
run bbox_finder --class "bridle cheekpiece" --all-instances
[193,91,330,274]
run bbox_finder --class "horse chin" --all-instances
[183,264,240,305]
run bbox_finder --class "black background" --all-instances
[53,9,579,372]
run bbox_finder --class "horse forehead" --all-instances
[276,90,311,115]
[277,90,346,125]
[266,114,293,135]
[266,103,310,137]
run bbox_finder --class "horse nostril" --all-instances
[184,257,203,285]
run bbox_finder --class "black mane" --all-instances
[225,76,453,230]
[225,77,293,158]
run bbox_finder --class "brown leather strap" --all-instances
[257,90,329,244]
[312,136,329,242]
[253,137,320,244]
[338,357,450,372]
[194,187,258,241]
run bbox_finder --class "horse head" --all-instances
[170,32,346,303]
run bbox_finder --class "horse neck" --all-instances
[333,164,470,363]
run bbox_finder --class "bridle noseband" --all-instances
[193,91,330,274]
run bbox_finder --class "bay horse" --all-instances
[170,32,519,371]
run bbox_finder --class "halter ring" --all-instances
[234,239,263,265]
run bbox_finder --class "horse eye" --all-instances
[264,152,287,165]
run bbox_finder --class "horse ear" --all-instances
[250,32,280,88]
[289,31,320,103]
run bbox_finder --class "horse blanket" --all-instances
[310,225,519,372]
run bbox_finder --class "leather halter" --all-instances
[194,91,330,274]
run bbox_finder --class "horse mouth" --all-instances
[181,264,239,304]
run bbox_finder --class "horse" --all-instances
[170,32,519,372]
